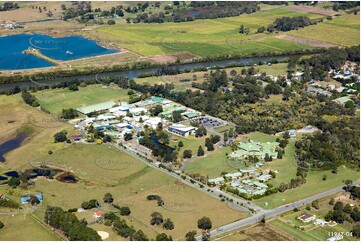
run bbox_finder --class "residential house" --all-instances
[298,213,316,223]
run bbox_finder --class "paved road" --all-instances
[196,180,360,240]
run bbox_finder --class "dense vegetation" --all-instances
[44,206,101,240]
[269,16,320,32]
[132,1,259,23]
[0,2,19,11]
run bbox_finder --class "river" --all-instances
[0,55,287,91]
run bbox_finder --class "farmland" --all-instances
[34,85,130,115]
[96,7,321,57]
[289,14,360,46]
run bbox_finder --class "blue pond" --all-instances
[0,33,119,70]
[0,135,26,162]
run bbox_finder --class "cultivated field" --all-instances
[96,7,319,57]
[34,85,130,115]
[289,14,360,46]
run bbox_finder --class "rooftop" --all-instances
[76,101,116,114]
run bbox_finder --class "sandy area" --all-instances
[97,231,109,240]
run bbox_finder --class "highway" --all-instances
[196,180,360,240]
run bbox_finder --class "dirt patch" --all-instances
[285,5,338,16]
[276,34,338,48]
[241,223,299,241]
[148,53,196,64]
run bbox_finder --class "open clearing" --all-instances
[285,5,338,16]
[34,85,130,115]
[275,34,338,48]
[0,213,59,241]
[215,223,298,241]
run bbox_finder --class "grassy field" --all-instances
[0,213,60,241]
[1,141,247,240]
[289,14,360,46]
[184,146,238,178]
[166,132,208,160]
[254,166,359,209]
[34,85,130,115]
[96,7,318,57]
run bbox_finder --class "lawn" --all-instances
[269,219,318,241]
[254,63,288,76]
[184,146,239,178]
[34,85,130,115]
[166,132,208,160]
[96,7,319,57]
[0,213,60,240]
[289,14,360,46]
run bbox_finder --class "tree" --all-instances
[8,177,20,188]
[107,20,116,25]
[257,26,265,33]
[183,150,192,159]
[54,131,67,143]
[329,198,335,205]
[223,132,228,142]
[163,218,174,230]
[185,230,197,241]
[311,200,319,210]
[197,217,212,231]
[351,207,360,222]
[0,220,3,229]
[334,201,344,211]
[351,224,360,238]
[172,111,182,122]
[132,230,149,241]
[178,141,184,148]
[197,146,205,156]
[195,126,207,137]
[239,24,245,33]
[120,206,131,216]
[228,128,234,138]
[156,233,172,241]
[126,17,131,23]
[345,100,354,109]
[150,105,163,116]
[103,193,114,204]
[124,133,133,141]
[68,84,79,91]
[150,212,163,225]
[205,138,214,151]
[343,204,352,214]
[81,201,89,209]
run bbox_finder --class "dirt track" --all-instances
[276,34,339,48]
[285,5,338,16]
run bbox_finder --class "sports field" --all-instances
[34,85,130,115]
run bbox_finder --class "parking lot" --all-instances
[193,117,227,129]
